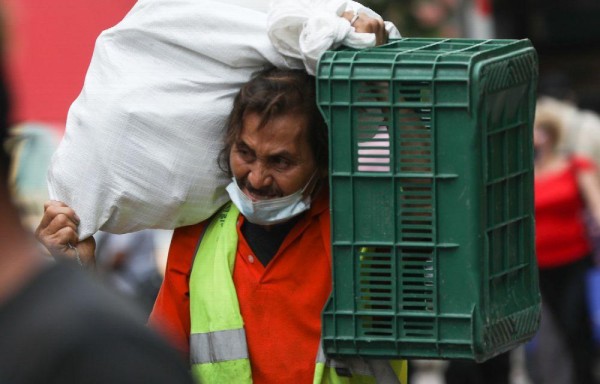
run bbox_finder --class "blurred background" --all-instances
[4,0,598,129]
[1,0,599,383]
[367,0,600,112]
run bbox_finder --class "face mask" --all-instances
[225,172,318,225]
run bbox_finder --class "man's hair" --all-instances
[218,68,328,175]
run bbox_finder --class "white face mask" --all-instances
[225,172,319,225]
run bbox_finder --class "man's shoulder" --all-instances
[173,203,235,240]
[172,220,210,247]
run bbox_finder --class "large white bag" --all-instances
[48,0,400,238]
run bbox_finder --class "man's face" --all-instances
[229,112,318,201]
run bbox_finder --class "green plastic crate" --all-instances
[317,38,541,362]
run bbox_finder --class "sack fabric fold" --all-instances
[48,0,400,237]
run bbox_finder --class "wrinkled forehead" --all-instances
[244,107,307,129]
[239,111,311,142]
[240,113,309,137]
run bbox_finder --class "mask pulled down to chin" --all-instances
[225,173,318,225]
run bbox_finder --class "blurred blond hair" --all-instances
[534,106,564,151]
[536,97,600,163]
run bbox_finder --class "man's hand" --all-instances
[342,10,388,46]
[35,201,96,266]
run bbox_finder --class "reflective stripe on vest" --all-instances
[190,328,248,364]
[189,202,406,384]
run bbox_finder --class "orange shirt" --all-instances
[535,156,595,267]
[149,190,331,384]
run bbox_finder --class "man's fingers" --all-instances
[37,203,80,232]
[375,19,388,45]
[36,200,93,264]
[35,204,79,255]
[46,215,79,238]
[343,11,388,46]
[342,10,354,21]
[43,200,68,211]
[42,201,80,222]
[47,226,79,250]
[36,211,78,239]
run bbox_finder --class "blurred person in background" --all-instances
[95,229,163,318]
[533,107,600,384]
[0,8,193,384]
[526,304,574,384]
[537,72,600,174]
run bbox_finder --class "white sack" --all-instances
[48,0,399,238]
[268,0,401,74]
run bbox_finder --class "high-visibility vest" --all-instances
[189,202,407,383]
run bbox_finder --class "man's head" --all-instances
[219,68,328,201]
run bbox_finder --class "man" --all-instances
[152,68,334,382]
[0,27,193,384]
[155,68,408,383]
[37,13,407,383]
[39,68,407,383]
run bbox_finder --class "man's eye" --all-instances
[236,147,253,160]
[272,157,292,169]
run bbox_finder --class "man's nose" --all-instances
[247,163,273,189]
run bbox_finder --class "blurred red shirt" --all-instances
[535,156,595,268]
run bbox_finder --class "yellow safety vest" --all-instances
[188,203,407,383]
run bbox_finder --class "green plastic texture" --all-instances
[317,38,541,362]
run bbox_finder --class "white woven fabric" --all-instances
[268,0,401,74]
[48,0,399,237]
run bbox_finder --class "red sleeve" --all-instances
[148,222,206,358]
[572,156,597,172]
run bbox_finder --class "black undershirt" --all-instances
[241,214,303,266]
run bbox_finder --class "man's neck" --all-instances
[241,214,303,266]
